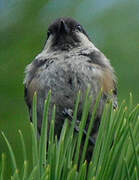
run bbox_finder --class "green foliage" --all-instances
[0,90,138,180]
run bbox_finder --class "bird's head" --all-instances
[44,17,91,51]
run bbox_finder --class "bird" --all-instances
[24,17,117,152]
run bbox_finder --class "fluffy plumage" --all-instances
[24,17,117,148]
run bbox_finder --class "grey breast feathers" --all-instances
[24,48,117,113]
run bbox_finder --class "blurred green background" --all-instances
[0,0,138,178]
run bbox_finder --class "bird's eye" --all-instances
[76,25,82,32]
[47,30,51,38]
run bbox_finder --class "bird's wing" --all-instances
[101,68,118,109]
[24,86,32,121]
[81,50,118,108]
[24,57,49,121]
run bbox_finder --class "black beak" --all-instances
[59,20,69,34]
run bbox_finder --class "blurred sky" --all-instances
[0,0,130,28]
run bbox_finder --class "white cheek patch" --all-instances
[77,32,98,51]
[36,35,54,59]
[43,35,53,51]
